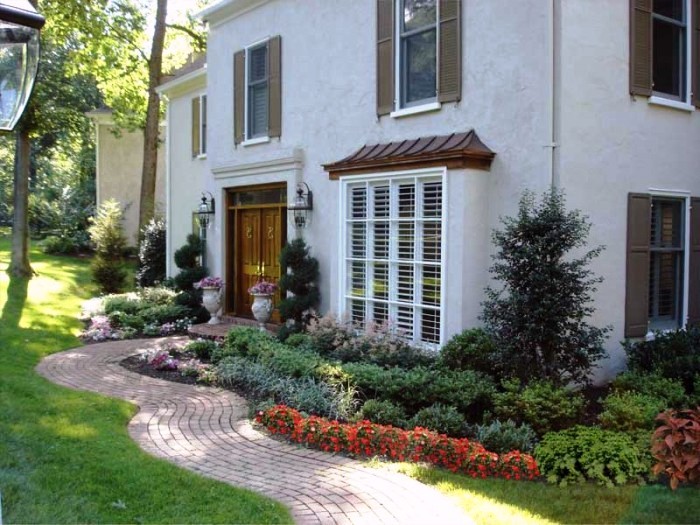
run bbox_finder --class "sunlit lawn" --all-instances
[0,236,291,524]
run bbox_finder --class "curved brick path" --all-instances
[37,338,472,525]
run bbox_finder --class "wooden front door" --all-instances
[228,185,287,319]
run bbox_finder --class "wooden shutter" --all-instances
[625,193,651,337]
[377,0,394,116]
[191,97,200,157]
[438,0,462,103]
[630,0,653,96]
[687,197,700,326]
[268,36,282,138]
[693,0,700,107]
[234,50,245,145]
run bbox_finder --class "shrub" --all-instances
[409,403,466,437]
[136,217,166,287]
[259,346,322,379]
[652,407,700,489]
[305,314,354,357]
[277,238,320,339]
[612,371,688,408]
[284,332,312,348]
[138,286,177,305]
[493,379,586,436]
[535,426,648,487]
[470,419,538,454]
[88,199,128,294]
[438,328,497,376]
[481,189,610,386]
[172,233,209,322]
[358,399,408,428]
[138,304,189,325]
[103,294,142,315]
[598,392,667,432]
[184,339,219,361]
[214,326,277,362]
[107,311,145,332]
[41,235,85,255]
[624,329,700,395]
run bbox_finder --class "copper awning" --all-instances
[324,130,496,179]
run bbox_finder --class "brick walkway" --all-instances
[37,338,472,525]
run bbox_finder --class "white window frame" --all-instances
[648,0,695,111]
[392,0,440,115]
[196,93,207,158]
[338,168,448,348]
[648,188,691,331]
[243,37,270,145]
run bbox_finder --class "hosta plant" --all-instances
[652,407,700,490]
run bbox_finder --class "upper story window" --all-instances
[377,0,462,117]
[191,94,207,158]
[630,0,699,109]
[233,36,281,145]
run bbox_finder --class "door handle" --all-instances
[267,226,274,239]
[246,226,253,238]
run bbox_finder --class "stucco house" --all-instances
[87,109,166,246]
[159,0,700,380]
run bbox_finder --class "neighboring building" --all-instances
[160,0,700,380]
[87,108,166,246]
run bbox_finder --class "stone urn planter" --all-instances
[201,286,223,325]
[250,293,273,330]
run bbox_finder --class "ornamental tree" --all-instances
[481,189,610,386]
[278,238,320,339]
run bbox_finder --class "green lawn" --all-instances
[392,463,700,524]
[0,236,291,524]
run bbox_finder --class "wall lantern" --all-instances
[0,0,45,131]
[197,191,215,229]
[287,182,313,229]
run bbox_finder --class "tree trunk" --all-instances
[8,128,34,278]
[138,0,168,234]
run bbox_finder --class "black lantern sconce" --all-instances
[197,191,215,229]
[0,1,45,131]
[287,182,313,229]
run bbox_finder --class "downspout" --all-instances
[546,0,560,189]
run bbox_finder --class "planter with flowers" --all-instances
[248,280,278,329]
[195,277,224,325]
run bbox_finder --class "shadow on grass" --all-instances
[2,275,29,329]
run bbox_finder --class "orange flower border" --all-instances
[256,405,540,480]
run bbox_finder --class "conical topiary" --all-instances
[278,238,320,340]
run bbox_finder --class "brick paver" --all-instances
[37,338,472,525]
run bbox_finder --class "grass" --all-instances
[0,236,291,524]
[391,463,700,524]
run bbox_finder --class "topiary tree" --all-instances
[136,217,166,287]
[481,189,610,386]
[88,199,128,294]
[173,233,209,322]
[278,238,320,340]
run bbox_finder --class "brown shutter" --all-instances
[377,0,394,116]
[438,0,462,103]
[693,0,700,107]
[234,50,245,145]
[630,0,653,96]
[625,193,651,337]
[687,197,700,326]
[191,97,200,157]
[268,35,282,138]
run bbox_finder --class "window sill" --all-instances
[242,136,270,147]
[648,96,695,113]
[390,101,441,119]
[196,154,207,160]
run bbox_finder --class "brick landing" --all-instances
[188,316,279,340]
[37,338,472,525]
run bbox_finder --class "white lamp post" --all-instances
[0,0,44,131]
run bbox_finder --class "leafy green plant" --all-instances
[438,328,497,376]
[88,199,128,294]
[357,399,408,428]
[136,217,166,287]
[409,403,466,437]
[470,419,538,454]
[493,379,586,436]
[138,304,188,325]
[305,313,355,357]
[172,233,208,322]
[214,326,277,363]
[611,371,688,408]
[598,392,667,432]
[184,339,219,361]
[535,426,648,487]
[481,189,609,385]
[103,294,142,315]
[277,238,320,339]
[652,407,700,489]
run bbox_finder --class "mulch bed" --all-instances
[120,353,199,386]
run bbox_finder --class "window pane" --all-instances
[654,0,684,21]
[249,83,268,137]
[421,265,440,306]
[422,182,442,217]
[373,222,390,259]
[249,45,267,82]
[650,200,683,248]
[350,222,367,258]
[350,186,367,219]
[397,221,415,260]
[403,0,437,31]
[398,184,415,217]
[372,262,389,299]
[420,308,440,344]
[233,187,286,206]
[373,185,390,218]
[653,18,685,98]
[422,221,441,261]
[403,29,437,104]
[349,261,366,297]
[397,264,414,303]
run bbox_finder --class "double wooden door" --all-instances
[232,206,286,318]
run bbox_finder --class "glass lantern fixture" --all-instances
[287,182,313,229]
[197,192,215,229]
[0,0,45,131]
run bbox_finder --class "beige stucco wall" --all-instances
[94,121,166,246]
